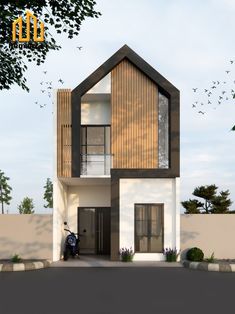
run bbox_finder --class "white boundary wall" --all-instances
[181,214,235,259]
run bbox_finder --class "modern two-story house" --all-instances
[53,45,180,261]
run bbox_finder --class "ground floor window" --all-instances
[135,204,164,253]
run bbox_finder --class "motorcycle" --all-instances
[63,222,82,261]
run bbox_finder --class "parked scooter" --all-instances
[63,222,83,261]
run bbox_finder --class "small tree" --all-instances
[43,178,53,209]
[0,169,12,214]
[182,184,232,214]
[18,197,34,214]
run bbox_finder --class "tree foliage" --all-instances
[18,197,35,214]
[43,178,53,208]
[0,169,12,214]
[0,1,101,91]
[182,184,232,214]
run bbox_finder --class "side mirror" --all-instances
[64,221,67,225]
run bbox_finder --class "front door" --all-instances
[78,207,110,255]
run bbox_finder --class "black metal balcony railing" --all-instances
[81,154,112,176]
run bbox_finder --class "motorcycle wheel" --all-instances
[63,248,69,261]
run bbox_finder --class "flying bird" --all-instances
[41,90,45,93]
[43,71,47,75]
[230,60,234,64]
[76,46,82,50]
[198,111,205,114]
[226,70,230,74]
[58,79,64,84]
[192,104,196,108]
[192,88,198,92]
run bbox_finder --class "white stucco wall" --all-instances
[53,181,111,261]
[67,184,111,232]
[53,179,68,261]
[119,178,180,261]
[81,101,111,125]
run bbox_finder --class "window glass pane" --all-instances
[81,127,86,146]
[105,126,110,154]
[87,127,104,145]
[150,236,163,252]
[87,146,104,154]
[158,93,169,168]
[139,237,148,252]
[135,204,163,253]
[136,221,148,236]
[135,205,148,220]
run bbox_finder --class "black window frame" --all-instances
[134,203,164,253]
[81,125,111,156]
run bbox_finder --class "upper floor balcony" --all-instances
[81,154,112,176]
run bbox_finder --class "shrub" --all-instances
[11,254,22,263]
[204,252,215,263]
[119,247,134,262]
[186,247,204,262]
[163,248,179,262]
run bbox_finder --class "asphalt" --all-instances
[0,267,234,314]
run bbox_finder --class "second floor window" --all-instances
[81,125,110,155]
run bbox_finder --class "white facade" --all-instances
[119,178,180,261]
[53,179,110,261]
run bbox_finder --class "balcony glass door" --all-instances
[81,125,111,175]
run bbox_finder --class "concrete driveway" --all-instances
[0,267,234,314]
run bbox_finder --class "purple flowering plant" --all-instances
[163,247,180,262]
[119,247,134,262]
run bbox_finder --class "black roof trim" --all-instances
[72,44,179,96]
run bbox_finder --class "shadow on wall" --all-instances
[0,214,53,260]
[180,230,199,259]
[0,237,52,260]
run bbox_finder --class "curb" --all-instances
[182,260,235,272]
[0,260,51,272]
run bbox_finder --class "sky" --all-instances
[0,0,235,214]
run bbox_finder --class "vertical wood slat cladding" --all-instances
[111,59,158,168]
[57,89,72,177]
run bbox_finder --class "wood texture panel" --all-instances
[57,89,72,177]
[111,59,158,168]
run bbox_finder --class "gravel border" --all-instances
[0,260,51,272]
[182,260,235,272]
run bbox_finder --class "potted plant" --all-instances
[119,247,134,262]
[163,248,180,262]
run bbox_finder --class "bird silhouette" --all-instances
[76,46,82,50]
[58,79,64,84]
[192,88,198,92]
[226,70,230,74]
[198,111,205,114]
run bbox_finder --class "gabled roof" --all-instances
[72,44,179,97]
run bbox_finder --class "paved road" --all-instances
[0,267,234,314]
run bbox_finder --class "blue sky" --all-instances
[1,0,235,213]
